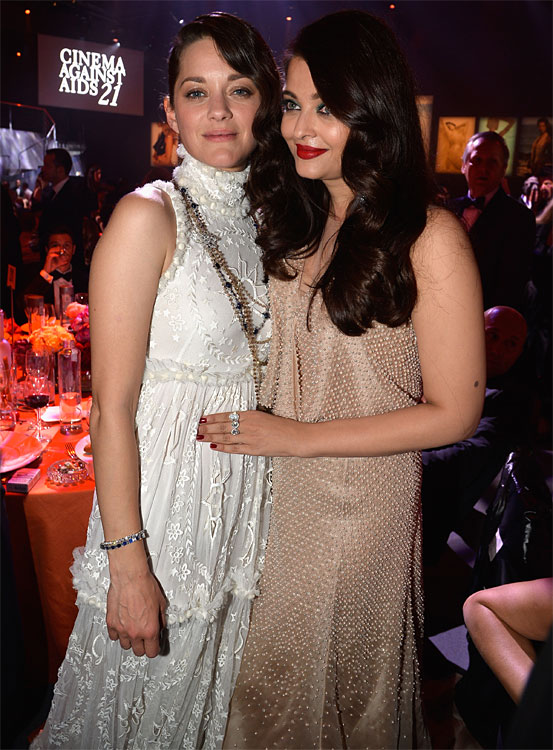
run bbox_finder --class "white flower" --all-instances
[166,522,183,541]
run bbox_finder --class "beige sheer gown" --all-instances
[224,268,430,749]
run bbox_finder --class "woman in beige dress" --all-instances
[199,10,485,749]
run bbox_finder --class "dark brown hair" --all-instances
[45,148,72,176]
[167,12,282,211]
[256,10,434,335]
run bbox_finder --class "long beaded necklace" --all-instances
[174,182,270,401]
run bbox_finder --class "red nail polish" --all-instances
[210,443,217,449]
[199,417,207,424]
[196,434,204,440]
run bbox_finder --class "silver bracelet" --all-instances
[100,529,147,550]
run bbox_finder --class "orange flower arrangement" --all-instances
[29,323,75,353]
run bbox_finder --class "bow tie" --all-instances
[51,269,72,281]
[461,195,485,210]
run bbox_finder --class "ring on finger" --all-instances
[229,411,240,436]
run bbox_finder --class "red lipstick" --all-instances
[296,144,328,159]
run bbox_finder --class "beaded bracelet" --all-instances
[100,529,147,550]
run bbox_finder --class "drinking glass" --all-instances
[0,357,9,396]
[24,294,45,332]
[10,340,31,407]
[60,284,74,328]
[58,344,82,434]
[44,303,56,324]
[0,401,16,440]
[24,349,53,443]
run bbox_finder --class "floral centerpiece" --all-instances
[29,323,75,353]
[65,302,91,372]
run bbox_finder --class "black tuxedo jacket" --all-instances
[24,265,89,304]
[450,188,535,312]
[38,176,88,261]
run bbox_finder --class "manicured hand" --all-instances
[197,409,306,457]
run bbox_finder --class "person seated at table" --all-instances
[422,305,529,564]
[463,577,553,703]
[23,225,88,318]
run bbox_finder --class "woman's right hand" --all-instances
[106,565,167,658]
[88,186,176,660]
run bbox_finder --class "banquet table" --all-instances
[3,417,94,685]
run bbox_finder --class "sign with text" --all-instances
[38,34,143,116]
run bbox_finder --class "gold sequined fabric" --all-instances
[224,269,430,749]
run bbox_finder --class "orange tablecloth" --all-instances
[4,424,94,684]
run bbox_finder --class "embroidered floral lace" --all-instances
[32,147,271,750]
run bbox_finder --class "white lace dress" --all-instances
[32,151,272,750]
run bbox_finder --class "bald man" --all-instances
[422,306,529,565]
[484,306,527,379]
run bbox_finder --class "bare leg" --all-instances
[463,578,553,703]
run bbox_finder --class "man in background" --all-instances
[450,131,535,313]
[35,148,88,268]
[24,226,88,317]
[422,306,529,564]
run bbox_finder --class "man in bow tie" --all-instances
[24,226,88,317]
[35,148,89,266]
[450,131,535,314]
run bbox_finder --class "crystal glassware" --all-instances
[24,294,45,332]
[58,343,82,434]
[24,349,53,443]
[59,284,74,328]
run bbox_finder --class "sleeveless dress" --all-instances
[224,270,430,749]
[32,150,271,750]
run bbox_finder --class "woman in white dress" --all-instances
[32,13,281,749]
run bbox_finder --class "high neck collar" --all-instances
[172,143,250,218]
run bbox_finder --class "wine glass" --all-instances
[24,349,53,443]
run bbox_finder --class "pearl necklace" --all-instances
[174,182,270,401]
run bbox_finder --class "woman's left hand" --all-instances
[197,410,306,457]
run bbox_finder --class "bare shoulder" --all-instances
[411,204,476,283]
[93,184,176,269]
[110,184,175,228]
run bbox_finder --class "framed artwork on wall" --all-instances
[150,122,178,167]
[516,117,552,177]
[416,95,433,156]
[435,117,476,173]
[477,117,517,175]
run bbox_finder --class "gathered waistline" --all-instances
[143,360,253,386]
[75,577,260,627]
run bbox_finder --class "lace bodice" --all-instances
[147,147,270,382]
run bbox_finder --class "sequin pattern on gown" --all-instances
[32,149,271,750]
[224,270,430,749]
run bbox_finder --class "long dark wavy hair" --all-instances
[167,12,282,210]
[258,10,434,335]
